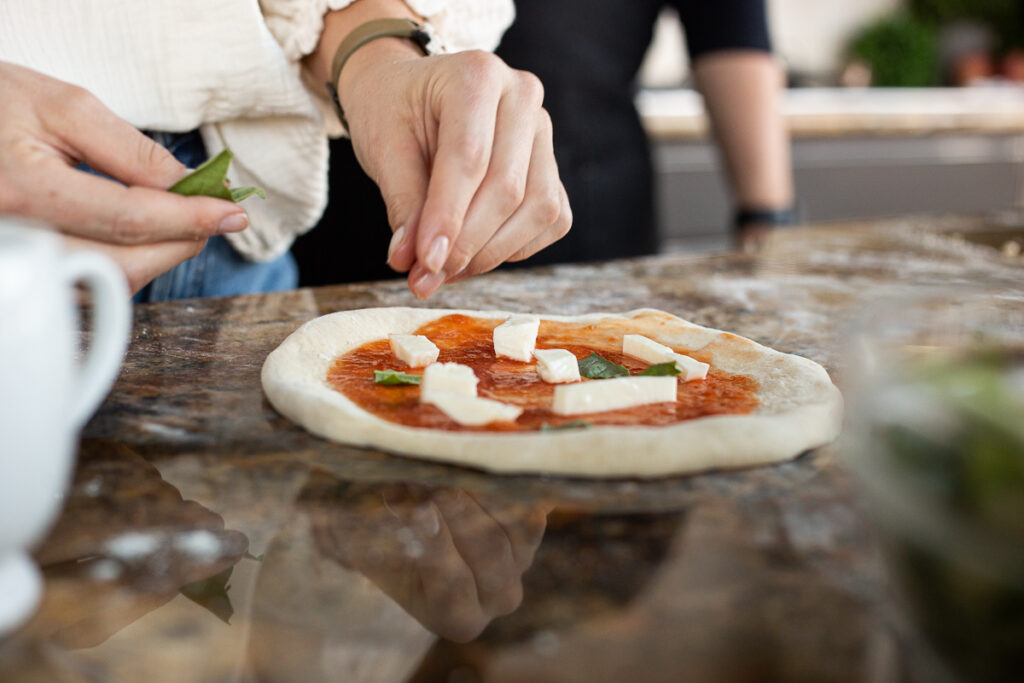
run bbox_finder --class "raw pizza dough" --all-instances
[261,307,843,478]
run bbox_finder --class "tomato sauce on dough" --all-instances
[326,314,760,432]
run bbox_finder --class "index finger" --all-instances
[17,156,247,245]
[416,77,502,274]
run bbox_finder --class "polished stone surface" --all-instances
[1,214,1021,682]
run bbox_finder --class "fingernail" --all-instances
[411,504,441,538]
[425,236,449,274]
[386,225,407,263]
[413,271,446,300]
[218,213,248,234]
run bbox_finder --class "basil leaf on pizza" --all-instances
[639,362,682,377]
[540,421,592,432]
[261,307,843,478]
[374,370,422,386]
[578,352,630,379]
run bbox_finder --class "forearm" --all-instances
[304,0,423,105]
[693,50,793,210]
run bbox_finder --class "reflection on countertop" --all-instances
[1,214,1021,682]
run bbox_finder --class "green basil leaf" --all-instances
[180,566,235,625]
[230,186,266,202]
[578,352,629,379]
[374,369,422,386]
[639,361,681,377]
[169,149,233,200]
[540,420,592,432]
[169,148,265,203]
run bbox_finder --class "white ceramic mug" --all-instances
[0,217,130,635]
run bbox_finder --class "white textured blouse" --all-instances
[0,0,515,261]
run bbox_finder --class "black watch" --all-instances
[733,205,799,230]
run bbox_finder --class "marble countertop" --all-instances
[639,87,1024,140]
[2,214,1022,682]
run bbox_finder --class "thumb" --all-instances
[372,139,430,273]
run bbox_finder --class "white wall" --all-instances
[769,0,903,75]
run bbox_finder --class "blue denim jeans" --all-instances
[81,130,298,303]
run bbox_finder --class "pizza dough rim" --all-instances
[261,307,843,478]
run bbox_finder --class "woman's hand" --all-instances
[311,482,549,642]
[0,61,249,292]
[338,44,572,299]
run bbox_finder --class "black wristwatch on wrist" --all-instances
[733,204,799,231]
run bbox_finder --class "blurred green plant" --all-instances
[848,13,940,87]
[911,0,1024,51]
[872,351,1024,681]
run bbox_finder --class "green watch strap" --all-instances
[326,18,432,132]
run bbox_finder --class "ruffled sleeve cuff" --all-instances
[261,0,358,62]
[261,0,514,62]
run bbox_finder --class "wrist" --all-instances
[326,18,434,132]
[336,36,423,114]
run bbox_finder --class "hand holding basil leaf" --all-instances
[169,148,265,202]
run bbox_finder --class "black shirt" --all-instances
[495,0,773,264]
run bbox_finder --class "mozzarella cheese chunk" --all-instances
[621,334,709,382]
[493,315,541,362]
[420,362,478,401]
[533,348,581,384]
[426,392,524,426]
[389,334,439,367]
[552,376,678,415]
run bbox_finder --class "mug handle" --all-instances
[63,251,131,427]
